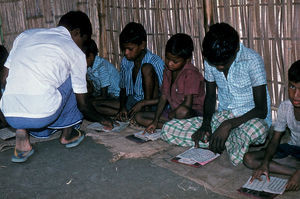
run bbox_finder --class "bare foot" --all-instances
[60,128,81,144]
[286,170,300,191]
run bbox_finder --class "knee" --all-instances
[175,106,190,119]
[134,112,143,124]
[243,152,256,169]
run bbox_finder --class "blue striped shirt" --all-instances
[204,43,272,127]
[119,49,165,101]
[87,56,120,97]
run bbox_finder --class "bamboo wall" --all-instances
[0,0,299,120]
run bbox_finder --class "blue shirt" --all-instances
[87,56,120,97]
[204,43,272,127]
[119,49,165,101]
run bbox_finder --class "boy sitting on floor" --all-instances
[161,23,271,166]
[83,39,120,100]
[243,60,300,191]
[135,33,205,131]
[92,22,165,119]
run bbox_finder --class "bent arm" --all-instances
[201,81,217,129]
[226,84,268,129]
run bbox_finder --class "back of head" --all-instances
[202,22,239,65]
[165,33,194,59]
[82,39,99,57]
[0,45,8,67]
[288,60,300,83]
[58,11,92,38]
[119,22,147,50]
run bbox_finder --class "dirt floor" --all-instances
[0,136,227,199]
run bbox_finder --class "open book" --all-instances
[126,130,161,143]
[172,147,220,167]
[238,175,288,199]
[87,121,129,133]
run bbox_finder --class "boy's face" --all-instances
[288,81,300,108]
[122,42,146,61]
[165,52,188,71]
[86,53,95,67]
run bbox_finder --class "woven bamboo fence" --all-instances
[0,0,299,120]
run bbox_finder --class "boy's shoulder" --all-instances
[279,100,293,108]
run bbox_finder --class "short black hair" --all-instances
[288,60,300,83]
[82,39,98,58]
[58,11,92,38]
[0,45,8,67]
[119,22,147,50]
[202,22,240,65]
[165,33,194,60]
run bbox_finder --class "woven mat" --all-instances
[82,120,300,199]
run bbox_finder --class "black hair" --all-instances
[288,60,300,83]
[202,22,240,65]
[165,33,194,60]
[82,39,98,58]
[119,22,147,50]
[58,11,92,38]
[0,45,8,67]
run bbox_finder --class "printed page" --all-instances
[87,121,129,133]
[176,147,220,165]
[0,127,16,140]
[242,175,287,194]
[134,130,161,141]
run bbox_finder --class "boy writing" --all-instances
[0,11,113,163]
[243,60,300,191]
[161,23,271,166]
[83,39,120,100]
[93,22,164,119]
[135,33,205,131]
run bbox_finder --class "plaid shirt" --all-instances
[204,43,272,127]
[119,49,164,101]
[87,56,120,97]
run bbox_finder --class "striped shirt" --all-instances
[87,56,120,97]
[204,43,272,127]
[119,49,165,101]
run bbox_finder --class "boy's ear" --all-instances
[70,28,81,37]
[140,41,146,49]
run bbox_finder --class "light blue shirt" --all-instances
[87,56,120,97]
[119,49,165,101]
[204,43,272,127]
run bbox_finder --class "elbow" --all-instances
[257,106,268,119]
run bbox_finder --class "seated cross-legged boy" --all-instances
[161,23,272,166]
[134,33,205,132]
[93,22,165,119]
[83,39,120,101]
[243,60,300,191]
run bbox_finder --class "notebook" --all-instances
[126,130,161,143]
[238,175,288,199]
[87,121,129,133]
[172,147,220,167]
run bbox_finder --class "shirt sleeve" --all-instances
[248,54,267,87]
[273,102,287,132]
[204,61,215,82]
[70,53,88,94]
[4,33,26,69]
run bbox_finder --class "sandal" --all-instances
[11,148,34,163]
[65,129,85,148]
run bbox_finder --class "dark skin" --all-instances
[192,54,268,154]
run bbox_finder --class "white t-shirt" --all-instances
[0,26,87,118]
[274,100,300,147]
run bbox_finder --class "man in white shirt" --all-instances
[0,11,113,163]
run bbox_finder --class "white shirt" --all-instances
[274,100,300,147]
[0,26,87,118]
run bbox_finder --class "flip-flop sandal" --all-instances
[11,148,35,163]
[65,129,85,148]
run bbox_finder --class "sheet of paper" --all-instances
[176,147,220,165]
[133,130,161,141]
[0,127,16,140]
[87,121,129,133]
[242,175,288,194]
